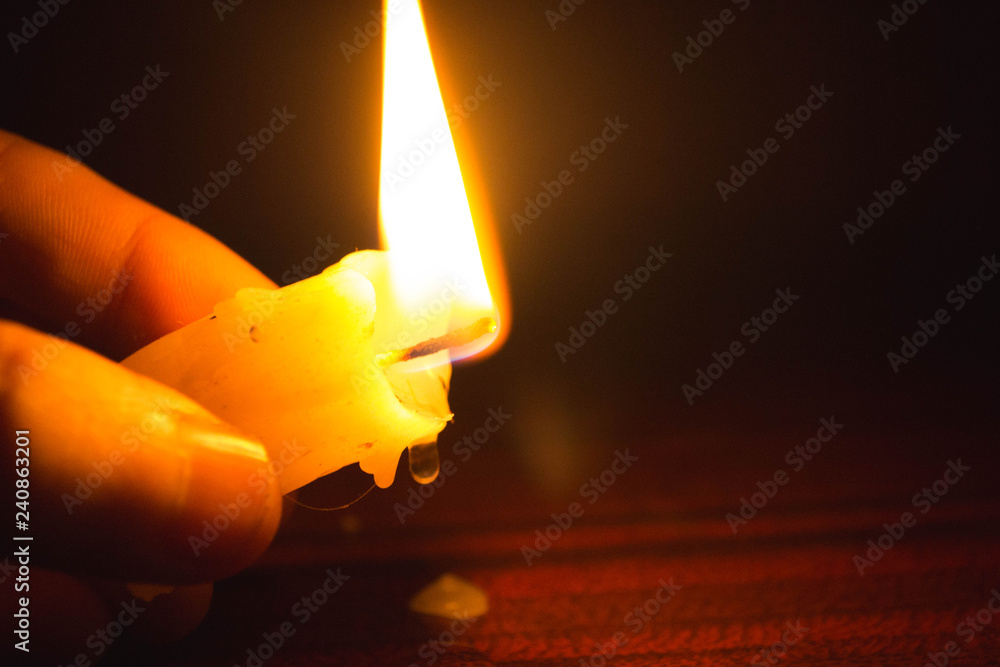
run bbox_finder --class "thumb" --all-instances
[1,320,282,584]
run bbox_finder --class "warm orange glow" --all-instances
[378,0,506,364]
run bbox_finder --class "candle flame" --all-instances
[378,0,506,366]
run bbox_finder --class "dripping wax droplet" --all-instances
[409,441,440,484]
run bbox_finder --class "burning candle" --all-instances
[123,0,506,495]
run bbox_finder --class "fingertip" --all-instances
[169,419,284,581]
[4,569,109,663]
[0,320,283,584]
[12,572,216,663]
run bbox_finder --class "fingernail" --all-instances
[163,417,282,582]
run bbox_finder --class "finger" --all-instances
[3,569,109,663]
[3,571,212,663]
[0,129,276,361]
[1,320,282,584]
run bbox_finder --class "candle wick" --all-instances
[375,317,497,368]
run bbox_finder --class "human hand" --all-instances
[0,129,283,662]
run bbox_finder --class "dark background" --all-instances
[2,0,997,439]
[2,0,999,665]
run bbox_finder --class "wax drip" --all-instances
[383,317,495,485]
[408,441,440,484]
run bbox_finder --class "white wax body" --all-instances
[122,250,452,494]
